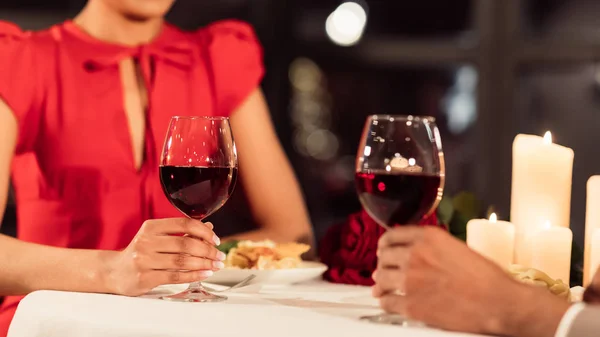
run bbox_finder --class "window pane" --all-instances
[522,0,600,42]
[295,0,473,42]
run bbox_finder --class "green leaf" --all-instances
[437,195,454,225]
[448,212,470,236]
[454,232,467,242]
[452,192,481,220]
[217,240,239,254]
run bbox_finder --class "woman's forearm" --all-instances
[228,90,314,249]
[0,234,115,296]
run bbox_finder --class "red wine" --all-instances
[160,166,237,219]
[355,170,441,226]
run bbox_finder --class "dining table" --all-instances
[8,280,488,337]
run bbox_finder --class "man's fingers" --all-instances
[379,293,406,316]
[378,245,410,269]
[378,227,425,248]
[373,268,406,295]
[372,283,384,298]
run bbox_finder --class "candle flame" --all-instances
[543,131,552,144]
[489,213,497,223]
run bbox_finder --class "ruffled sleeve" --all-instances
[196,20,265,117]
[0,21,41,153]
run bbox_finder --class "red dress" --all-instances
[0,19,264,334]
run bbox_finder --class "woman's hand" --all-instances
[373,227,570,337]
[105,218,226,296]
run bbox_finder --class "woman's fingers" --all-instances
[145,269,214,286]
[145,252,224,271]
[154,235,226,261]
[144,218,220,245]
[114,218,227,296]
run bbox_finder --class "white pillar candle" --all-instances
[590,229,600,284]
[531,221,573,284]
[584,176,600,286]
[467,213,515,269]
[511,131,574,266]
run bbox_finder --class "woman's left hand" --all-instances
[373,227,570,337]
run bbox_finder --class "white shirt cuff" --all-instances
[554,303,586,337]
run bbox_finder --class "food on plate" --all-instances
[508,264,571,301]
[222,240,310,270]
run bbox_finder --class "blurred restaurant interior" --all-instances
[2,0,600,249]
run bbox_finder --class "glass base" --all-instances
[160,283,227,303]
[360,313,425,327]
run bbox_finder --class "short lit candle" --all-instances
[591,229,600,283]
[531,221,572,284]
[511,131,574,266]
[584,176,600,286]
[467,213,515,269]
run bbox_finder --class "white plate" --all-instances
[205,261,328,286]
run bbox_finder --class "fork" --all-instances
[202,275,257,293]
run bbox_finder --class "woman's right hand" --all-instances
[105,218,226,296]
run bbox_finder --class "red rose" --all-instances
[320,210,442,286]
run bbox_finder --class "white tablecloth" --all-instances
[8,281,487,337]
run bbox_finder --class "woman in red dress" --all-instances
[0,0,312,333]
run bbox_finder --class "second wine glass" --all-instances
[356,115,444,325]
[159,116,238,302]
[356,115,444,228]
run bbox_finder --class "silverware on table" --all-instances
[203,275,257,293]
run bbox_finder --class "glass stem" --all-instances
[188,281,204,291]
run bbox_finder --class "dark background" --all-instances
[2,0,600,249]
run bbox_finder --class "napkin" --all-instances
[319,210,441,286]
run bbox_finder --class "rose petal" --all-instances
[320,209,445,286]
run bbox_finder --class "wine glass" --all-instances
[159,116,238,302]
[355,115,444,325]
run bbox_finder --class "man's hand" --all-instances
[584,268,600,303]
[373,227,570,337]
